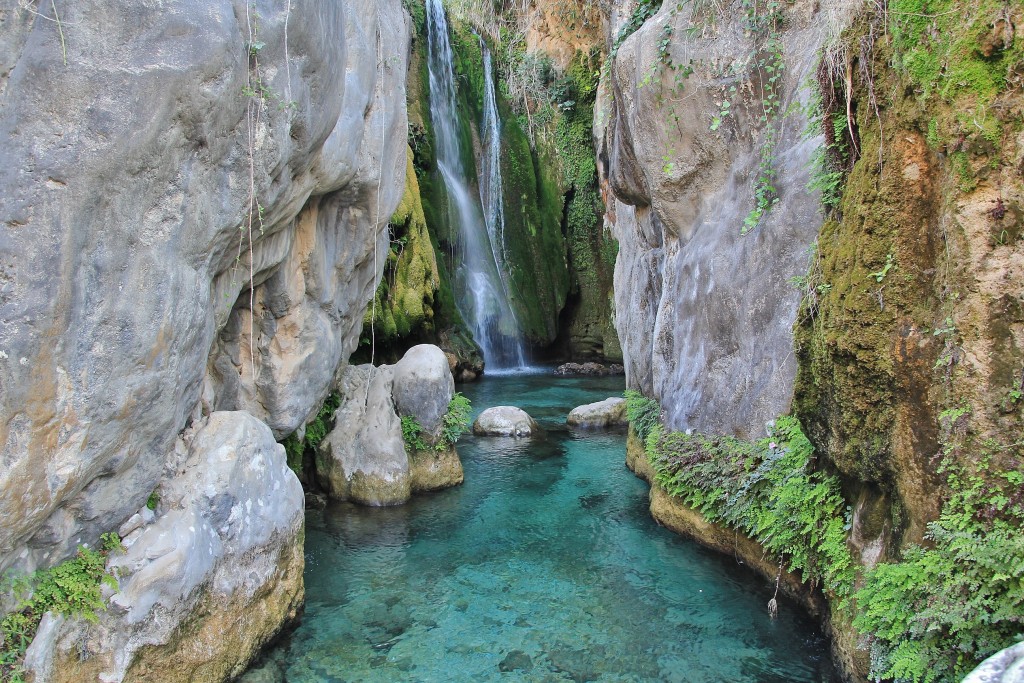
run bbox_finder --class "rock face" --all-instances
[567,398,628,429]
[22,412,305,683]
[0,0,411,678]
[0,0,410,575]
[608,0,1024,679]
[316,344,463,505]
[473,407,539,437]
[963,643,1024,683]
[317,365,410,506]
[598,0,855,438]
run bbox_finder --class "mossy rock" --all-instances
[361,146,440,349]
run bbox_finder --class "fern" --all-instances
[401,415,430,452]
[855,462,1024,683]
[439,393,472,449]
[2,537,124,682]
[402,393,472,453]
[624,390,660,441]
[647,416,854,600]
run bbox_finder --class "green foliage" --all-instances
[803,89,852,213]
[305,393,340,451]
[402,0,427,35]
[648,416,854,600]
[2,537,124,682]
[855,452,1024,682]
[886,0,1023,161]
[280,393,341,477]
[611,0,663,58]
[624,390,660,442]
[283,432,305,476]
[742,27,785,234]
[401,393,472,453]
[867,252,895,283]
[146,489,160,512]
[441,393,472,448]
[401,415,430,452]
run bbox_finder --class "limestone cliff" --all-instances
[0,0,410,678]
[599,0,854,436]
[606,0,1024,680]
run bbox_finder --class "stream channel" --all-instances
[248,372,839,682]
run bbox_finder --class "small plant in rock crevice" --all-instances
[401,393,473,453]
[282,392,341,477]
[1,533,124,683]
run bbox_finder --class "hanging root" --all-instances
[767,559,783,619]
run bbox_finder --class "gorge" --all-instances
[1,0,1022,682]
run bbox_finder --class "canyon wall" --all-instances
[605,0,1024,680]
[599,0,854,437]
[1,0,410,677]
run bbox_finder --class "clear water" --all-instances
[248,373,838,682]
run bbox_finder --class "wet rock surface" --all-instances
[554,362,625,376]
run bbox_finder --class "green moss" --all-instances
[554,50,620,357]
[793,80,942,484]
[497,111,571,344]
[360,147,441,351]
[888,0,1023,144]
[792,4,1024,678]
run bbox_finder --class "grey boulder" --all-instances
[963,643,1024,683]
[23,412,305,683]
[473,407,539,437]
[315,344,463,505]
[567,398,628,429]
[392,344,455,441]
[317,365,410,506]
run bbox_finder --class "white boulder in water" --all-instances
[473,407,539,437]
[567,397,628,429]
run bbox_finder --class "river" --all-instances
[245,371,837,682]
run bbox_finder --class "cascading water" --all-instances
[425,0,526,370]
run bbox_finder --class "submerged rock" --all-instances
[23,412,305,683]
[567,397,628,429]
[498,650,533,673]
[473,407,539,437]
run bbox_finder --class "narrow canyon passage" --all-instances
[246,373,837,682]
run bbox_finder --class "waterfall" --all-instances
[425,0,526,371]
